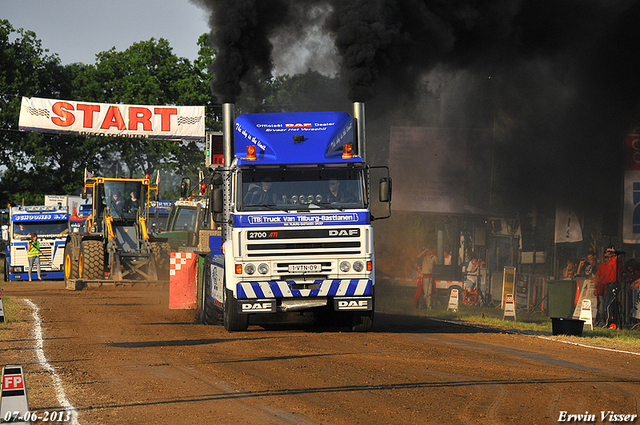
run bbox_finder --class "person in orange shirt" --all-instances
[595,248,615,325]
[595,247,622,326]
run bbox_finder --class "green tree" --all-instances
[70,36,217,179]
[0,20,101,206]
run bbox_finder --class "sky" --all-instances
[1,0,211,65]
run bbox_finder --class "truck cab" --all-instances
[204,106,391,332]
[4,205,69,281]
[161,199,208,251]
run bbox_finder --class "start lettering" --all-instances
[50,102,177,132]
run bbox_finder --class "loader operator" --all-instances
[110,190,125,218]
[125,191,139,214]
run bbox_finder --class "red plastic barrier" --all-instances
[169,252,197,309]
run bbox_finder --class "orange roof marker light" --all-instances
[246,145,257,160]
[342,143,353,159]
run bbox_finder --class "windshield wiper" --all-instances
[306,202,345,211]
[254,204,290,212]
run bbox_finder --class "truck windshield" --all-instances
[172,207,197,231]
[240,168,365,211]
[104,181,145,219]
[12,221,69,239]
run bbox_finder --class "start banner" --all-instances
[19,97,204,140]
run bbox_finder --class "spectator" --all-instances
[563,258,578,279]
[595,247,620,326]
[443,250,452,266]
[464,257,481,291]
[415,248,437,309]
[577,251,598,279]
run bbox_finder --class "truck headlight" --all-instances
[353,261,364,272]
[339,261,351,272]
[245,263,256,275]
[258,263,269,274]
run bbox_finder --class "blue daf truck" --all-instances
[4,205,69,281]
[200,103,391,332]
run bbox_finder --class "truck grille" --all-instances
[247,241,360,256]
[39,246,53,267]
[12,244,56,269]
[244,227,363,258]
[242,227,366,279]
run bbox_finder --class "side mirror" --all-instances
[212,172,223,186]
[213,188,223,214]
[379,177,392,203]
[180,178,191,198]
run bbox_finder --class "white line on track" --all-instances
[428,316,640,356]
[24,299,81,425]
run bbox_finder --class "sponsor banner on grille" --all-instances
[234,211,369,227]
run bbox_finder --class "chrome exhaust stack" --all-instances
[222,103,235,166]
[353,102,366,162]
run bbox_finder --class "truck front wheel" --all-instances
[350,310,374,332]
[223,288,248,332]
[350,290,374,332]
[203,260,223,325]
[64,243,78,280]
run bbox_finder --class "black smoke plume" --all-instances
[195,0,292,103]
[193,0,640,216]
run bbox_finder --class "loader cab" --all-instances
[94,180,147,223]
[86,178,149,233]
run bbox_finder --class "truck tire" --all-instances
[223,288,248,332]
[203,260,223,325]
[4,257,8,282]
[79,240,104,280]
[64,242,79,280]
[351,310,374,332]
[350,289,374,332]
[150,241,170,280]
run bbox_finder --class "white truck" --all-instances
[3,205,70,281]
[201,102,392,332]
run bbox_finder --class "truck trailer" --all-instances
[202,103,391,332]
[3,205,69,281]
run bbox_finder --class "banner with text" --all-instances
[623,125,640,244]
[554,205,583,243]
[19,97,204,140]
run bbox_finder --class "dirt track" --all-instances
[2,281,640,424]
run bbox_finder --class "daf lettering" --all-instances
[243,302,271,310]
[240,301,276,313]
[329,229,359,236]
[338,300,368,308]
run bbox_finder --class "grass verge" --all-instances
[377,284,640,353]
